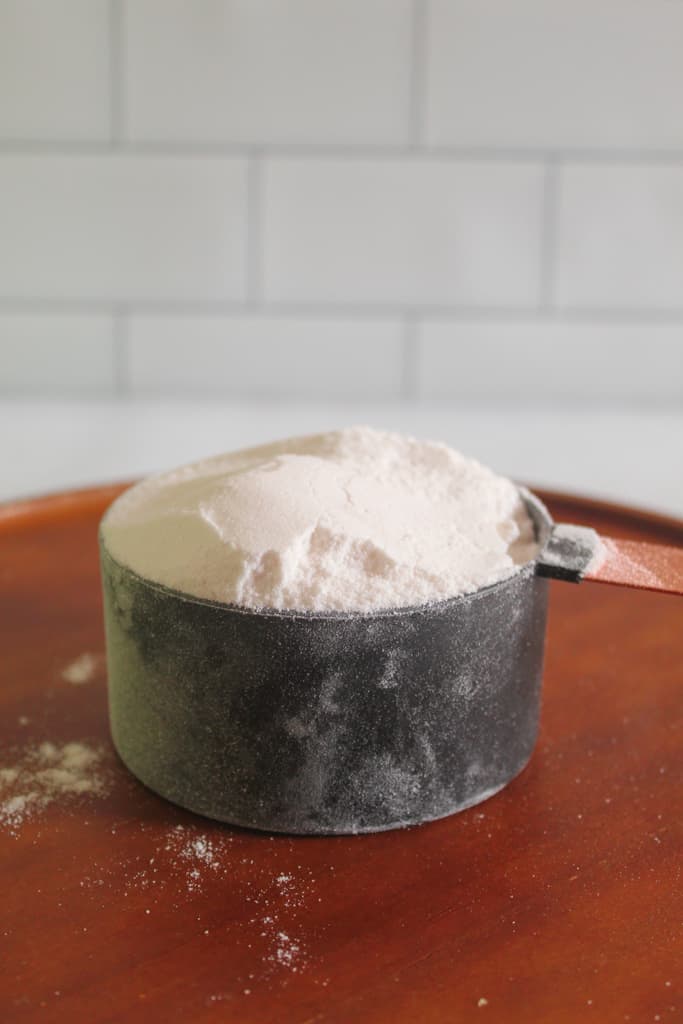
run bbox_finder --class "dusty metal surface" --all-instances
[101,493,553,834]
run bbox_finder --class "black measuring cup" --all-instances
[100,489,601,835]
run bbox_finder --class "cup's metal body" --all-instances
[100,492,553,834]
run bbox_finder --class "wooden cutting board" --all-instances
[0,484,681,1024]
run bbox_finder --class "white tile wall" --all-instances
[0,314,115,393]
[3,400,681,514]
[555,164,683,310]
[424,0,683,150]
[0,0,111,141]
[124,0,413,145]
[0,156,248,302]
[263,158,545,307]
[128,315,404,396]
[416,322,683,402]
[0,0,682,444]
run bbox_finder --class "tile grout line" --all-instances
[539,159,559,312]
[113,309,129,395]
[408,0,428,148]
[401,317,419,399]
[109,0,125,144]
[4,298,683,323]
[2,139,683,165]
[246,153,264,306]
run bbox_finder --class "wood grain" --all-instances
[0,484,681,1024]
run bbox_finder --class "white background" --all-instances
[0,0,681,514]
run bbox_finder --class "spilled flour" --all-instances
[250,870,312,974]
[164,825,223,893]
[0,730,319,991]
[1,738,315,986]
[60,652,104,685]
[0,741,110,835]
[1,741,324,995]
[79,822,317,980]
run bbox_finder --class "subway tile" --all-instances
[555,165,683,310]
[0,0,110,140]
[0,156,248,302]
[416,321,683,402]
[127,315,404,397]
[424,0,683,149]
[124,0,412,145]
[0,314,115,394]
[263,158,544,307]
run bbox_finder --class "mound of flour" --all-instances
[102,427,538,612]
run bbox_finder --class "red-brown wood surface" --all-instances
[0,484,681,1024]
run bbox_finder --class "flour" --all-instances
[61,652,103,685]
[102,426,538,612]
[591,537,661,588]
[166,826,222,892]
[0,740,109,835]
[80,821,316,977]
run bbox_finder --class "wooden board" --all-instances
[1,484,681,1024]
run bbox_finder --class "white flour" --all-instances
[61,652,103,685]
[102,426,539,612]
[0,740,109,835]
[81,821,316,978]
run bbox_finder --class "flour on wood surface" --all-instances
[0,740,109,835]
[81,821,317,978]
[61,652,103,685]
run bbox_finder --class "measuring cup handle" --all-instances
[535,523,603,584]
